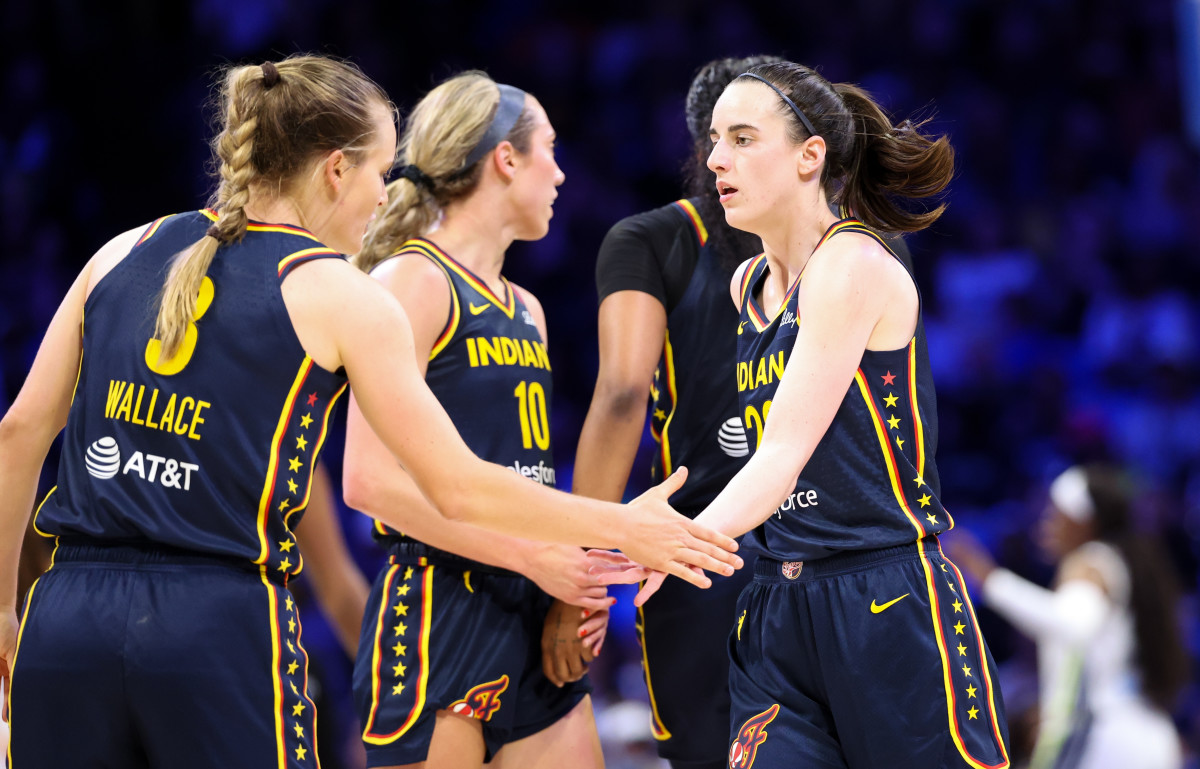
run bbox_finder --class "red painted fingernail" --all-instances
[578,628,587,637]
[582,610,590,618]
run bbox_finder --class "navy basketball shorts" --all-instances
[352,550,590,766]
[638,554,753,764]
[8,541,320,769]
[727,540,1010,769]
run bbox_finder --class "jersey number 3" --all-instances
[144,276,215,376]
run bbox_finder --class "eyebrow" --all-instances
[710,123,760,135]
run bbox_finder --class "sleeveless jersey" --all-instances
[34,210,348,579]
[647,199,750,511]
[373,238,555,545]
[736,219,950,561]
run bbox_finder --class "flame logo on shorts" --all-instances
[447,675,510,722]
[728,703,780,769]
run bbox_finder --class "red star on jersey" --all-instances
[881,371,896,386]
[306,392,319,406]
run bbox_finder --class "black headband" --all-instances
[462,84,527,169]
[398,164,433,190]
[739,73,817,138]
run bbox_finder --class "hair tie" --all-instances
[261,61,281,88]
[205,224,222,241]
[398,164,433,190]
[738,72,818,139]
[462,84,527,169]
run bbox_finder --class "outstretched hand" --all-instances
[618,467,742,587]
[585,550,690,607]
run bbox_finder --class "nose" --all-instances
[554,162,565,187]
[378,183,389,207]
[707,140,728,173]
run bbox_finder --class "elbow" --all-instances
[594,380,650,419]
[341,464,377,514]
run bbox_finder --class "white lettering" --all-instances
[508,460,556,487]
[774,488,819,518]
[123,451,146,480]
[145,454,166,483]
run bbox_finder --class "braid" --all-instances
[153,66,263,362]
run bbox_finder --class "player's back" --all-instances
[36,210,348,577]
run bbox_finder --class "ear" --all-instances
[323,149,351,195]
[795,135,827,178]
[491,140,519,183]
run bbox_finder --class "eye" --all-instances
[735,135,751,146]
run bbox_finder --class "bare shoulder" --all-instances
[371,252,451,300]
[729,256,758,308]
[510,282,549,343]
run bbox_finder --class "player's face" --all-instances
[510,98,565,241]
[325,104,397,255]
[707,80,807,237]
[1036,503,1092,562]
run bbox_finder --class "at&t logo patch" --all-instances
[718,417,749,458]
[85,437,121,479]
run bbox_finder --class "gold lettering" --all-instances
[755,358,767,389]
[106,380,127,418]
[500,338,520,365]
[520,338,537,368]
[158,394,177,432]
[466,338,479,367]
[737,362,749,392]
[188,401,209,440]
[175,397,194,435]
[130,385,147,426]
[477,337,502,366]
[769,351,785,383]
[116,385,134,421]
[535,342,551,371]
[143,388,160,429]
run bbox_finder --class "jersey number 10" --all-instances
[513,381,550,451]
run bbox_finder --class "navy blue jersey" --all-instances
[374,238,555,540]
[596,199,750,512]
[35,210,348,578]
[736,219,949,561]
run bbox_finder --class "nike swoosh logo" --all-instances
[870,593,910,614]
[468,302,490,315]
[738,321,748,335]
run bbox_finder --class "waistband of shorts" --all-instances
[754,538,940,582]
[51,537,289,584]
[383,538,518,577]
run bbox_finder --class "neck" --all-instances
[758,189,838,285]
[431,190,515,286]
[243,191,309,231]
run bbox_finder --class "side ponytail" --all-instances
[835,84,954,233]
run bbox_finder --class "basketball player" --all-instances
[0,55,740,768]
[571,56,774,769]
[344,71,605,768]
[601,61,1011,768]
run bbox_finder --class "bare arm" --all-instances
[695,236,918,539]
[341,260,609,608]
[0,226,143,679]
[292,461,369,658]
[573,291,667,502]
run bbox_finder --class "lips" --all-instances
[717,180,739,204]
